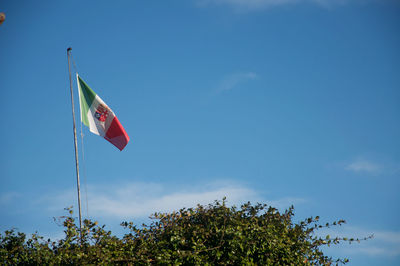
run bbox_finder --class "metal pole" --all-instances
[67,47,83,244]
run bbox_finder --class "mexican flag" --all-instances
[77,74,130,151]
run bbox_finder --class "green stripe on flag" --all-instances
[77,75,96,127]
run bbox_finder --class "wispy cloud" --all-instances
[196,0,355,11]
[197,0,298,10]
[318,226,400,257]
[88,183,257,218]
[350,246,400,257]
[345,159,381,174]
[40,181,259,219]
[217,72,258,92]
[38,180,305,220]
[340,155,400,176]
[374,231,400,244]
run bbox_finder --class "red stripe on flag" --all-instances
[105,116,130,151]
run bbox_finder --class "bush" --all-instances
[0,199,371,265]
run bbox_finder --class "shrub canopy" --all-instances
[0,199,370,265]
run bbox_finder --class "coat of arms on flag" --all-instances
[95,104,109,122]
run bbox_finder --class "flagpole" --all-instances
[67,47,83,244]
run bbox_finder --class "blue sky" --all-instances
[1,0,399,264]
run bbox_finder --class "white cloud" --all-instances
[38,180,306,221]
[345,159,381,174]
[217,72,258,92]
[196,0,356,11]
[40,181,259,219]
[197,0,298,10]
[375,231,400,244]
[317,226,400,257]
[350,246,400,257]
[88,184,256,218]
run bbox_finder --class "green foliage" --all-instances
[0,200,371,265]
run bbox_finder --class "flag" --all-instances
[77,74,130,151]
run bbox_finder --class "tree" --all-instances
[0,199,371,265]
